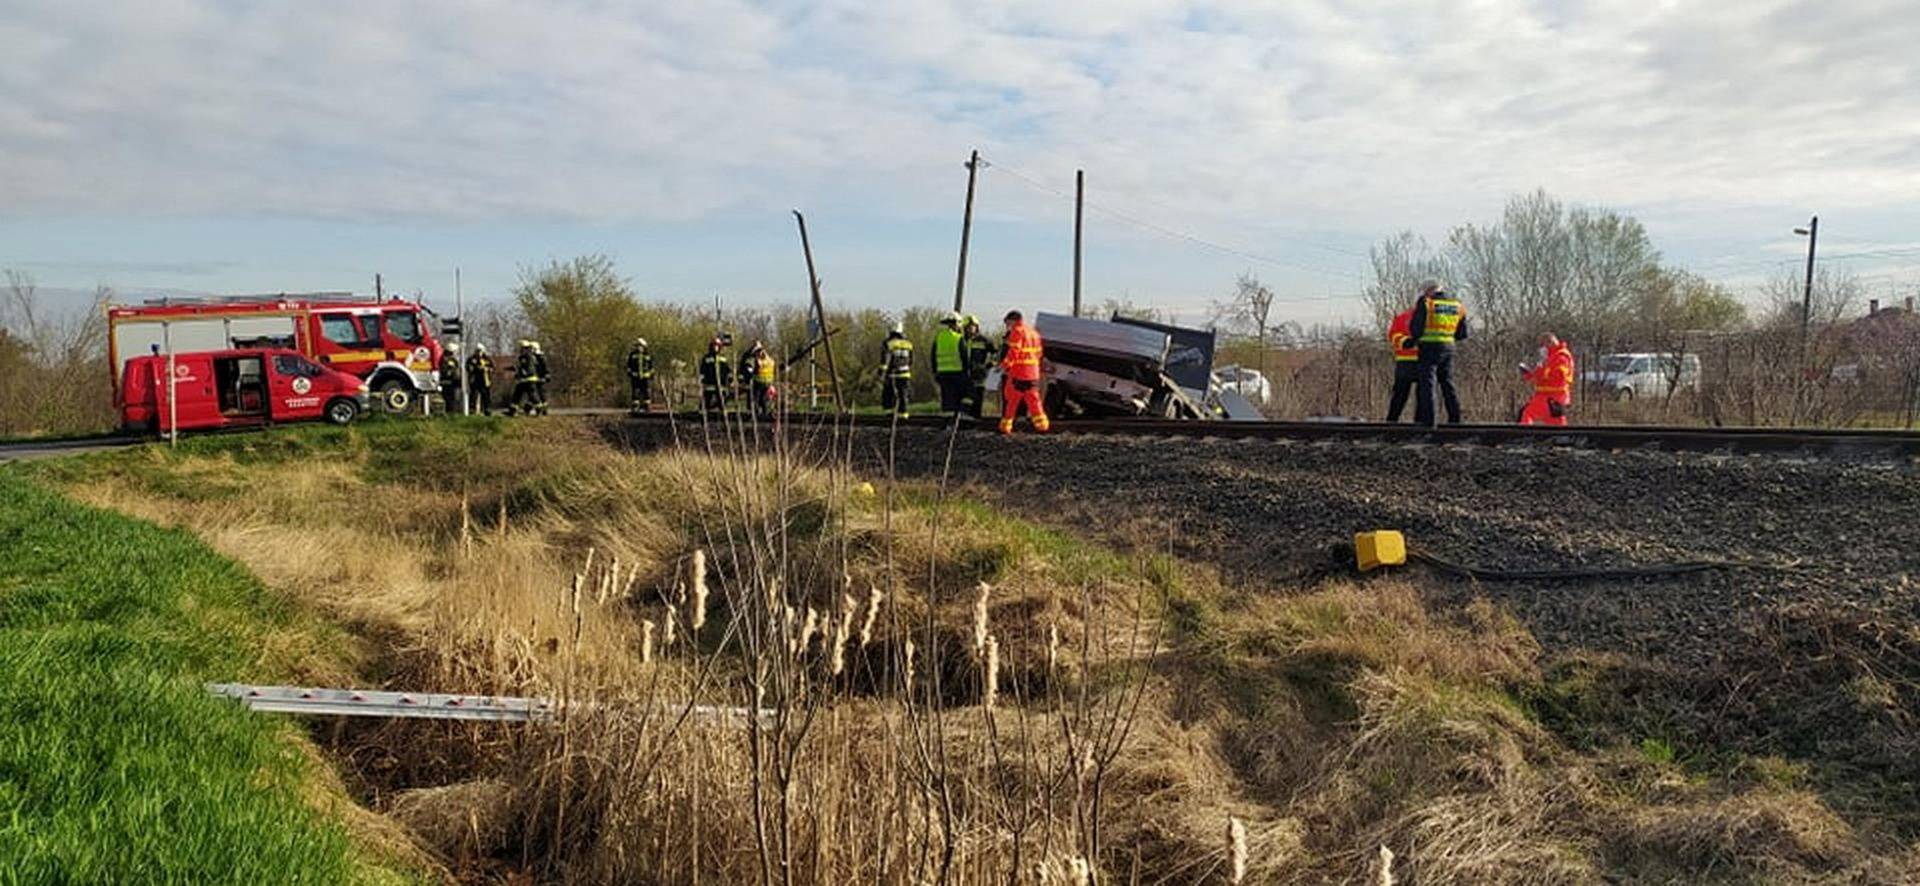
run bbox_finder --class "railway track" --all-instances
[611,410,1920,459]
[5,412,1916,461]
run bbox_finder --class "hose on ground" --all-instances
[1405,550,1801,582]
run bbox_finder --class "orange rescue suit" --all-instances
[998,320,1049,433]
[1520,341,1574,426]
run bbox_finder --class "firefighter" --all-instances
[998,310,1049,434]
[466,344,494,415]
[625,337,654,414]
[962,314,994,419]
[1407,280,1469,426]
[529,341,550,415]
[509,340,547,416]
[931,311,968,415]
[1384,306,1419,422]
[698,336,732,414]
[881,322,914,417]
[438,342,463,414]
[1519,333,1575,426]
[744,340,777,419]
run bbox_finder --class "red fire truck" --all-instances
[119,348,371,433]
[106,293,444,413]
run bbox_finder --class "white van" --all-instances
[1584,352,1702,401]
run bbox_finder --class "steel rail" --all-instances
[605,410,1920,458]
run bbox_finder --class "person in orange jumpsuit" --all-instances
[1519,333,1575,426]
[1385,307,1419,421]
[998,310,1050,434]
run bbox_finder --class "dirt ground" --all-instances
[601,418,1920,837]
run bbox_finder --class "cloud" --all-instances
[4,0,1919,253]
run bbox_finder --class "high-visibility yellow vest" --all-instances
[1418,297,1465,344]
[933,327,965,373]
[753,354,775,383]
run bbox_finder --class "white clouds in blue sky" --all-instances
[3,0,1919,320]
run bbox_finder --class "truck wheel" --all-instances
[325,397,361,425]
[1615,387,1634,403]
[375,379,414,413]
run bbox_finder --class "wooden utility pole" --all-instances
[1072,168,1084,317]
[375,273,384,300]
[793,211,845,412]
[952,149,981,313]
[1793,215,1819,426]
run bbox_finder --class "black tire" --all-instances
[375,379,414,413]
[1615,387,1634,403]
[325,397,360,426]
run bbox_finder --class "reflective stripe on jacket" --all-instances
[1001,322,1043,382]
[933,327,965,374]
[1417,297,1465,344]
[884,336,914,378]
[1526,343,1575,398]
[1388,309,1417,362]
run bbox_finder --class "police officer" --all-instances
[466,343,494,415]
[930,311,968,415]
[438,342,463,414]
[881,322,914,417]
[698,336,732,414]
[625,337,654,414]
[1407,281,1469,426]
[962,314,994,419]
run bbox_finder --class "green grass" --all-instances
[0,472,396,884]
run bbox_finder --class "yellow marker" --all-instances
[855,481,876,498]
[1354,530,1407,572]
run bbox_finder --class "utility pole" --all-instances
[375,273,384,300]
[456,268,469,416]
[952,149,981,313]
[793,211,845,412]
[1793,215,1819,425]
[1073,169,1084,317]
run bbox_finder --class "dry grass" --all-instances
[45,419,1913,884]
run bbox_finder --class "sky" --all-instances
[4,0,1920,326]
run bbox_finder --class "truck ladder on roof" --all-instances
[138,292,362,307]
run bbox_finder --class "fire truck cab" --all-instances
[107,293,443,413]
[118,348,371,433]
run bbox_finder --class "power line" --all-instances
[980,155,1369,288]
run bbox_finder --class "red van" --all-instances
[118,348,371,434]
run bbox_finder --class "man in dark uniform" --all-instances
[625,337,654,414]
[962,314,994,419]
[698,336,732,415]
[437,342,463,414]
[1407,281,1469,426]
[465,343,494,415]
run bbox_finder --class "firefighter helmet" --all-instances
[942,310,961,326]
[890,321,904,335]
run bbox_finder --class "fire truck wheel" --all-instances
[325,397,361,426]
[375,379,415,413]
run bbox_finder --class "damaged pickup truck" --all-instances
[1012,312,1264,421]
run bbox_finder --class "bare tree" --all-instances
[1211,272,1278,382]
[1362,232,1446,325]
